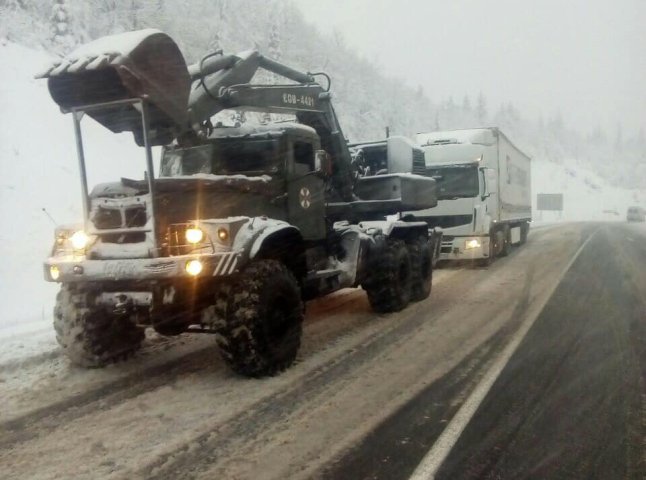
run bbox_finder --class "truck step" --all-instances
[306,269,342,281]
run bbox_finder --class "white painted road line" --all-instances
[408,228,598,480]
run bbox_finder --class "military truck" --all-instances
[39,29,438,377]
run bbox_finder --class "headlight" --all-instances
[465,239,481,250]
[70,231,90,250]
[185,259,203,276]
[185,227,204,244]
[217,228,229,242]
[49,266,60,281]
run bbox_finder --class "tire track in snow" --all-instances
[134,272,504,479]
[0,345,219,450]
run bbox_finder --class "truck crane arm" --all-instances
[38,29,355,200]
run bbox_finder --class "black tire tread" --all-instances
[208,260,304,377]
[363,238,412,313]
[408,235,433,302]
[54,285,144,368]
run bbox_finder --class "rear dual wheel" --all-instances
[363,239,413,313]
[408,236,433,302]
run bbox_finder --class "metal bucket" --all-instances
[40,29,191,145]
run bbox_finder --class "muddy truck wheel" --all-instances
[408,235,433,302]
[363,238,413,313]
[53,285,144,368]
[499,225,511,257]
[212,260,304,378]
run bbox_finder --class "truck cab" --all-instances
[412,142,495,260]
[158,123,328,242]
[415,128,531,264]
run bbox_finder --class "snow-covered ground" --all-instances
[0,42,150,353]
[0,40,643,363]
[531,158,645,223]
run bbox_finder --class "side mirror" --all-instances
[480,167,497,200]
[314,150,333,177]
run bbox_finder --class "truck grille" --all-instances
[423,215,473,229]
[412,149,427,176]
[440,236,455,254]
[93,205,148,229]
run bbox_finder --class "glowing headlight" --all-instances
[49,265,60,281]
[185,259,203,276]
[465,239,481,250]
[217,228,229,242]
[70,231,90,250]
[185,227,204,244]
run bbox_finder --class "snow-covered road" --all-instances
[0,224,588,479]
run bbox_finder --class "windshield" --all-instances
[160,139,281,177]
[427,164,479,199]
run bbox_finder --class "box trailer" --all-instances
[413,127,531,264]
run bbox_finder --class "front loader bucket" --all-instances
[39,29,191,146]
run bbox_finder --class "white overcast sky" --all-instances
[293,0,645,135]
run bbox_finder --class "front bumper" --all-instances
[439,236,490,261]
[44,251,241,283]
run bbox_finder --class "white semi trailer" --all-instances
[414,128,531,264]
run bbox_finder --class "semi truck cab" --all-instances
[415,128,531,264]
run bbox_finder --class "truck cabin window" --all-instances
[160,139,281,177]
[428,164,479,200]
[293,141,315,175]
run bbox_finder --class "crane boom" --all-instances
[39,29,355,200]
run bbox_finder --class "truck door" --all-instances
[287,141,327,241]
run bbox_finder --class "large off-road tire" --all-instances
[211,260,304,378]
[408,236,432,302]
[53,285,144,368]
[363,238,413,313]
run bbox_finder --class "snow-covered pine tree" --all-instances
[50,0,75,54]
[476,92,487,125]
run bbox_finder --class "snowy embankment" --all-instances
[531,158,645,223]
[0,41,145,358]
[0,41,642,363]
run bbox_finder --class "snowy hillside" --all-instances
[532,159,645,223]
[0,42,148,336]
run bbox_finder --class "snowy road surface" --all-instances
[1,223,645,479]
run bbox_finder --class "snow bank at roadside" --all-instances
[531,159,645,223]
[0,41,148,339]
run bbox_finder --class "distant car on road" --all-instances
[626,206,645,222]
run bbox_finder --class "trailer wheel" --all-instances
[364,239,412,313]
[54,285,144,367]
[213,260,304,377]
[499,226,511,257]
[520,222,529,244]
[408,236,432,301]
